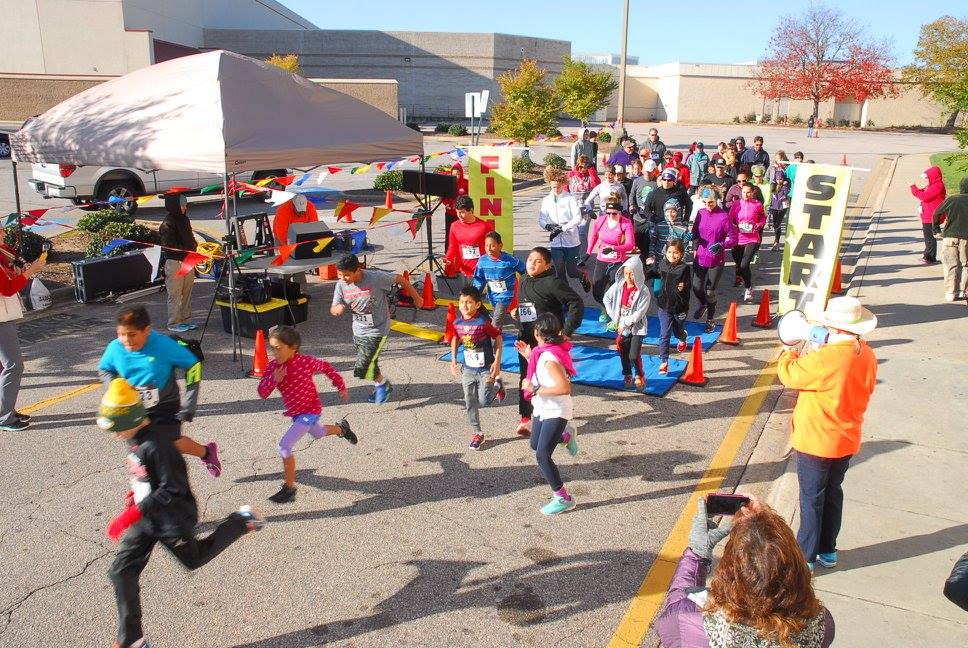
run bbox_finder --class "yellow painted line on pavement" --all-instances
[390,320,444,343]
[608,355,780,648]
[19,382,101,415]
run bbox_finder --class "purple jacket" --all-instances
[692,207,734,268]
[655,548,836,648]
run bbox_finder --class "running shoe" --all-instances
[693,304,707,320]
[771,242,780,252]
[202,442,221,478]
[743,288,753,302]
[493,377,506,404]
[237,505,265,532]
[337,417,357,444]
[563,422,579,456]
[268,484,296,503]
[816,551,838,568]
[623,375,633,388]
[704,319,716,334]
[516,417,532,438]
[676,340,687,353]
[15,411,30,423]
[540,495,577,516]
[373,380,393,404]
[598,311,610,323]
[167,323,192,333]
[468,434,485,450]
[634,375,645,391]
[658,362,669,375]
[182,322,199,331]
[0,419,28,432]
[918,257,933,265]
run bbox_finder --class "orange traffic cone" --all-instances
[751,289,773,328]
[830,260,845,295]
[248,329,269,378]
[320,263,338,280]
[841,153,848,166]
[719,302,740,345]
[420,271,437,310]
[679,336,708,387]
[443,303,457,344]
[384,190,394,209]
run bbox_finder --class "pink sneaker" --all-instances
[676,340,687,353]
[202,442,221,478]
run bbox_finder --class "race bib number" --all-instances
[464,349,485,368]
[135,386,160,409]
[518,302,537,323]
[488,279,507,294]
[353,312,374,326]
[739,222,754,233]
[461,244,481,260]
[620,306,631,319]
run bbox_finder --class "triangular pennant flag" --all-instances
[312,237,333,253]
[351,165,371,175]
[254,177,275,187]
[236,181,265,195]
[451,147,466,159]
[275,175,296,187]
[370,207,392,225]
[199,183,222,194]
[4,213,20,226]
[335,200,361,220]
[136,195,154,205]
[175,252,207,277]
[317,170,330,183]
[101,238,132,255]
[408,155,421,163]
[293,172,312,186]
[27,208,50,218]
[235,249,256,265]
[142,245,162,281]
[265,189,296,206]
[270,243,298,266]
[374,161,387,171]
[327,166,343,174]
[406,219,419,239]
[107,195,128,205]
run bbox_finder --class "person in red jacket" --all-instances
[910,166,946,264]
[671,151,691,190]
[445,195,495,280]
[441,163,469,245]
[0,240,45,431]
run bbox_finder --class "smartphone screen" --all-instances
[706,493,751,516]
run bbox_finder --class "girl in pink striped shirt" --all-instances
[257,326,355,503]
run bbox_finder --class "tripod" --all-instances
[406,162,454,293]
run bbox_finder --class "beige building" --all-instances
[604,62,951,128]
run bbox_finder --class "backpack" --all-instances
[170,335,204,363]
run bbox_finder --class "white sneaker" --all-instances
[743,288,753,302]
[945,293,956,302]
[957,291,966,300]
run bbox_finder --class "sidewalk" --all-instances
[770,152,968,644]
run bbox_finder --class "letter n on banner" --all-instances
[778,163,853,320]
[468,147,514,251]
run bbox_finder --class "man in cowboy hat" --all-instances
[777,296,878,572]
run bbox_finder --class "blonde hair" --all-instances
[544,167,568,184]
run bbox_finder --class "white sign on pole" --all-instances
[464,91,491,119]
[476,90,489,117]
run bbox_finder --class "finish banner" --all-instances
[467,146,514,251]
[778,163,853,320]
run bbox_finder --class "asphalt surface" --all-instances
[0,125,955,647]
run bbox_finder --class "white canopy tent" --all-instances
[10,49,422,173]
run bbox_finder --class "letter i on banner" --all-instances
[778,163,853,321]
[467,146,514,251]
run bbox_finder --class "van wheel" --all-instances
[97,180,139,216]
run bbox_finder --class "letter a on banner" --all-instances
[778,163,853,320]
[467,147,514,251]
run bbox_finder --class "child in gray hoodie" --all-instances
[603,255,652,391]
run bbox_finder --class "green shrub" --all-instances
[76,209,134,233]
[511,154,535,174]
[743,112,757,123]
[732,116,741,123]
[838,119,850,127]
[86,221,161,258]
[373,170,403,191]
[850,120,861,128]
[761,114,772,124]
[866,119,875,128]
[596,131,611,143]
[543,153,567,169]
[3,226,52,262]
[791,114,804,125]
[447,123,468,136]
[434,123,452,133]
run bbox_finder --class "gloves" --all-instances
[688,498,733,561]
[708,242,723,254]
[549,226,563,242]
[602,246,615,256]
[107,503,143,542]
[543,223,559,232]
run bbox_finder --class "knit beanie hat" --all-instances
[96,378,147,432]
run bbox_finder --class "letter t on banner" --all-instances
[467,146,513,251]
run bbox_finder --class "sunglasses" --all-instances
[606,210,621,215]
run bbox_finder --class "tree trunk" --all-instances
[944,110,959,130]
[813,98,820,120]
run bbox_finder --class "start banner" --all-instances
[467,146,514,251]
[778,163,853,320]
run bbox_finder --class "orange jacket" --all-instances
[272,200,318,245]
[777,339,877,459]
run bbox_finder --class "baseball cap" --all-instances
[660,168,678,181]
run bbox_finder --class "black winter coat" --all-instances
[126,423,198,538]
[645,185,693,226]
[645,259,691,314]
[518,269,583,345]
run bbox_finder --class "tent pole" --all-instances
[222,173,239,362]
[11,161,22,214]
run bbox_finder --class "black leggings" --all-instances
[531,416,567,491]
[691,262,725,319]
[592,259,622,306]
[736,242,760,288]
[618,334,644,377]
[770,209,787,245]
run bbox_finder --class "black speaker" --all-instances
[72,250,156,302]
[401,170,458,198]
[288,221,334,260]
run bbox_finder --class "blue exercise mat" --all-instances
[440,334,686,397]
[574,307,722,351]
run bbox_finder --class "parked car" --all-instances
[0,131,10,159]
[27,163,288,216]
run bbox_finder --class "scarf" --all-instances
[523,341,577,400]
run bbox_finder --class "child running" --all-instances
[450,286,506,450]
[472,231,526,327]
[516,313,579,515]
[645,239,692,374]
[602,255,652,390]
[98,378,262,648]
[330,254,423,403]
[257,326,356,503]
[98,305,221,477]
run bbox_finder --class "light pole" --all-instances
[617,0,629,125]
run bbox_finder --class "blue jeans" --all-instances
[657,308,687,361]
[796,450,852,562]
[550,245,581,280]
